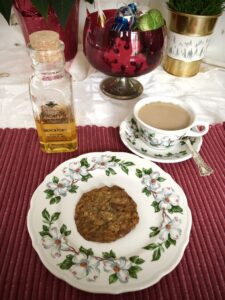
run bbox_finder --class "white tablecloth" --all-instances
[0,13,225,128]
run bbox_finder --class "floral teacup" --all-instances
[133,97,209,150]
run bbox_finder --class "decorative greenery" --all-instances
[0,0,94,28]
[167,0,225,15]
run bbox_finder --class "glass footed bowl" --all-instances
[83,9,165,100]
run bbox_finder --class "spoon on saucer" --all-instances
[184,138,213,176]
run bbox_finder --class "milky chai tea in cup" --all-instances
[133,97,209,149]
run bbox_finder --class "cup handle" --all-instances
[184,121,209,137]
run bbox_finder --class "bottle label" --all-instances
[40,102,70,124]
[166,31,212,62]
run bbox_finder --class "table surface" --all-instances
[0,125,224,300]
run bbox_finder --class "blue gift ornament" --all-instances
[112,3,137,31]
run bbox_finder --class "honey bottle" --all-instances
[28,30,78,153]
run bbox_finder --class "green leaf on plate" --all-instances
[80,157,90,168]
[109,273,118,284]
[151,201,160,212]
[69,185,78,193]
[157,177,166,182]
[152,248,161,261]
[129,256,145,265]
[102,250,116,259]
[149,228,160,237]
[143,168,152,175]
[168,205,183,214]
[120,165,129,174]
[79,246,94,257]
[42,208,50,221]
[52,176,59,184]
[143,243,159,250]
[50,212,61,222]
[168,234,176,245]
[135,169,143,178]
[122,161,134,166]
[44,189,54,199]
[108,167,117,175]
[58,254,74,270]
[142,187,151,196]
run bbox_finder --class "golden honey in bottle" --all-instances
[28,30,78,153]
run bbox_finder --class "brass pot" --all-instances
[163,10,220,77]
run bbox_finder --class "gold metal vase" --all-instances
[163,10,220,77]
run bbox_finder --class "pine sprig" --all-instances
[167,0,225,15]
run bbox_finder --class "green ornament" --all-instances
[138,9,164,31]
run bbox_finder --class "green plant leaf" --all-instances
[135,169,143,178]
[149,228,160,237]
[102,250,116,259]
[143,243,159,250]
[52,176,59,184]
[58,254,74,270]
[60,224,67,234]
[42,209,50,221]
[44,189,54,199]
[168,205,183,214]
[109,273,118,284]
[120,165,129,174]
[157,177,166,182]
[69,185,78,193]
[0,0,13,23]
[81,174,92,182]
[168,234,176,245]
[31,0,49,19]
[42,225,49,232]
[80,157,90,168]
[108,167,117,175]
[165,239,171,249]
[65,230,71,236]
[142,187,151,197]
[151,201,160,212]
[51,212,61,222]
[152,248,161,261]
[128,265,142,278]
[129,256,145,265]
[50,0,75,28]
[143,168,152,175]
[122,161,134,166]
[79,246,94,257]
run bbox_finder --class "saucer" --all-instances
[119,115,203,163]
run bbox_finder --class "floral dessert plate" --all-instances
[27,152,192,294]
[120,116,203,163]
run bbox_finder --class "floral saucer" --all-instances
[27,152,192,294]
[120,116,203,163]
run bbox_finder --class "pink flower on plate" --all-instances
[41,227,70,258]
[142,171,161,191]
[70,253,100,281]
[63,162,89,180]
[155,187,180,210]
[103,257,131,283]
[158,216,182,242]
[47,178,71,196]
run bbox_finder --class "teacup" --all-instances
[133,97,209,150]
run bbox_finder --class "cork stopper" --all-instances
[29,30,60,50]
[29,30,64,63]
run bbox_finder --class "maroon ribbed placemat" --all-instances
[0,125,224,300]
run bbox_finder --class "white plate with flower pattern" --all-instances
[120,115,203,163]
[27,152,192,294]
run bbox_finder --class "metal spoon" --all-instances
[184,138,214,176]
